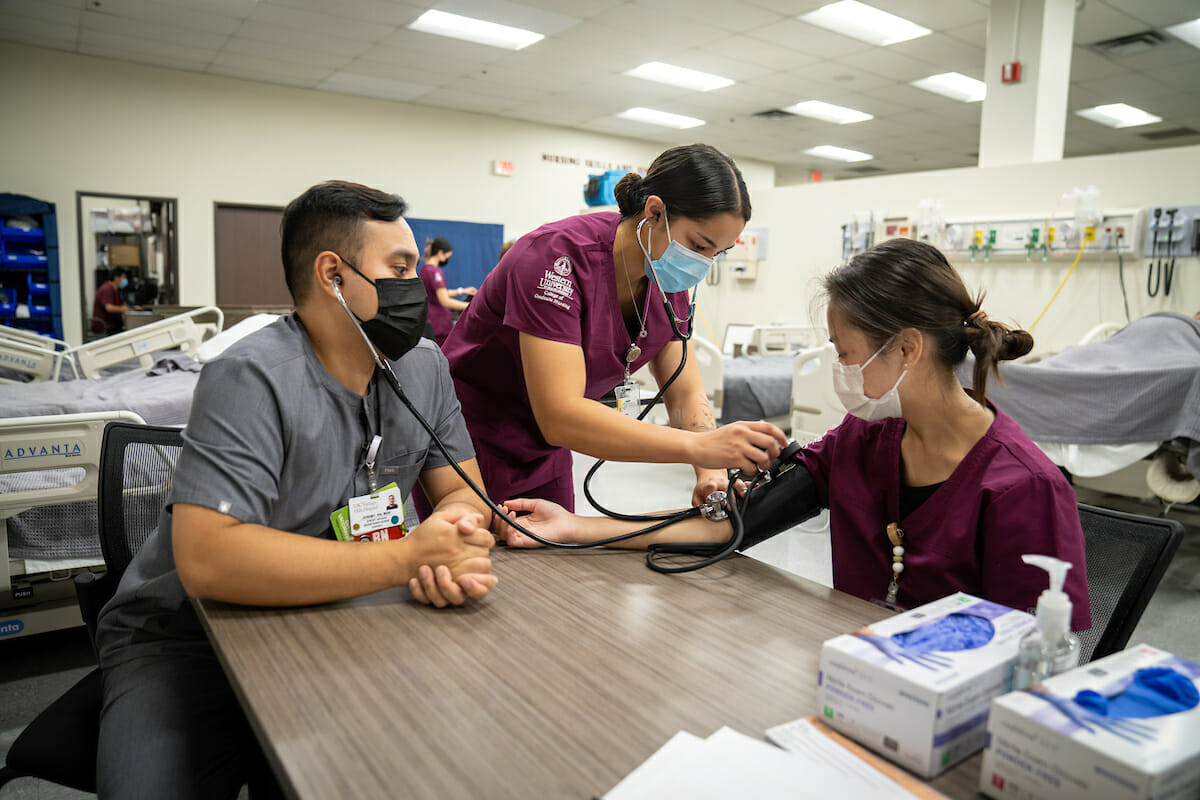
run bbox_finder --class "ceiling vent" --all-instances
[1139,126,1199,141]
[1090,30,1169,58]
[846,165,886,174]
[752,109,796,120]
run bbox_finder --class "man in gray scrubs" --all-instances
[95,181,497,798]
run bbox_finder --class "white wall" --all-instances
[0,43,776,344]
[705,145,1200,355]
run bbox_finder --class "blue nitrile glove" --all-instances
[854,631,953,671]
[890,612,995,654]
[1028,690,1157,745]
[1074,667,1199,719]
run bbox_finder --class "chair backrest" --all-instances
[1076,502,1184,664]
[96,422,185,577]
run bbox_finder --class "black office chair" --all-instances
[0,422,183,792]
[1076,502,1184,664]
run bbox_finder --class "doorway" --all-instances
[76,192,178,337]
[214,204,289,306]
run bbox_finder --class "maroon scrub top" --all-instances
[419,263,452,346]
[442,212,690,510]
[799,402,1093,631]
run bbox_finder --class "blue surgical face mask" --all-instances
[118,277,129,289]
[637,214,714,294]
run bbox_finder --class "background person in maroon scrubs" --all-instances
[419,236,476,346]
[442,144,787,513]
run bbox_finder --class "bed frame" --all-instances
[0,306,223,384]
[0,411,145,641]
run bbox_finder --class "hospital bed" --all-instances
[0,306,224,383]
[747,323,825,356]
[1,411,146,640]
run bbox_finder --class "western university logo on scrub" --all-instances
[3,440,84,462]
[552,256,572,276]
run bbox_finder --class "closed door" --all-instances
[214,205,289,306]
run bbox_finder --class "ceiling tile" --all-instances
[1069,46,1128,81]
[746,18,876,59]
[715,34,822,71]
[497,100,599,127]
[783,60,895,92]
[1113,41,1200,71]
[80,27,217,64]
[208,51,334,83]
[888,33,984,73]
[78,43,211,72]
[841,48,945,82]
[1071,2,1150,46]
[264,0,423,27]
[221,37,356,71]
[248,2,389,43]
[137,0,258,15]
[417,87,520,115]
[1138,60,1200,94]
[82,0,241,35]
[0,25,77,51]
[337,58,460,87]
[378,27,515,64]
[867,0,989,30]
[613,0,784,33]
[206,63,325,89]
[586,5,730,47]
[945,21,987,48]
[441,74,557,103]
[80,7,230,49]
[1078,70,1180,102]
[318,70,434,101]
[741,0,830,16]
[1099,0,1200,28]
[0,0,82,25]
[236,21,374,57]
[500,0,624,20]
[434,0,583,37]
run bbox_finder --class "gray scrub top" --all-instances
[96,313,475,668]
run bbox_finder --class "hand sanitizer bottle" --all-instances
[1012,555,1081,690]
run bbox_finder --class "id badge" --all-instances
[615,380,641,419]
[329,481,408,542]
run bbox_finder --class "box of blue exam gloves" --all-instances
[816,592,1037,778]
[980,644,1200,800]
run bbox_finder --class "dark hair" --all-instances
[612,143,751,223]
[280,180,407,303]
[823,238,1033,408]
[429,237,453,257]
[109,267,128,280]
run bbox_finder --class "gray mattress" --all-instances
[719,355,794,425]
[2,355,200,560]
[961,312,1200,478]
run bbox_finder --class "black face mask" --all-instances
[339,256,428,361]
[440,256,451,267]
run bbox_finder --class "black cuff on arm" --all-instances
[736,460,823,551]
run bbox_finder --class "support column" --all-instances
[979,0,1076,167]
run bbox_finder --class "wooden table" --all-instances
[196,548,983,799]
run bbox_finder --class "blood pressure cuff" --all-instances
[736,460,823,551]
[1074,667,1200,719]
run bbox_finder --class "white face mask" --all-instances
[831,340,907,421]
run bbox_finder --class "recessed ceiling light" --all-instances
[1165,17,1200,49]
[783,100,873,124]
[911,72,987,102]
[799,0,932,47]
[1076,103,1163,128]
[408,9,544,50]
[617,107,706,129]
[624,62,735,92]
[805,144,873,162]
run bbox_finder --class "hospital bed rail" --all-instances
[0,410,146,640]
[73,305,223,378]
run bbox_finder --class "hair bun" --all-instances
[997,325,1034,361]
[612,171,644,217]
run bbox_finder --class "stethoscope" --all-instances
[331,274,749,573]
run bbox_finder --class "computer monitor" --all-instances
[722,323,755,356]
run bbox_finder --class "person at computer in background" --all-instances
[419,236,477,346]
[90,267,133,335]
[494,238,1092,630]
[94,181,497,799]
[442,143,788,514]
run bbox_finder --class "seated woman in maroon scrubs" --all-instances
[442,144,788,514]
[495,238,1092,630]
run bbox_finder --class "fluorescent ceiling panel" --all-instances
[910,72,986,102]
[407,9,543,50]
[617,107,706,129]
[804,144,873,162]
[799,0,931,47]
[782,100,873,124]
[624,61,734,91]
[1075,103,1163,128]
[1164,18,1200,49]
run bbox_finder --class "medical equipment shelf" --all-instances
[0,193,62,340]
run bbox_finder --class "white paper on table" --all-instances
[604,725,922,800]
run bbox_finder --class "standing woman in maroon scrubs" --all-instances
[441,144,787,512]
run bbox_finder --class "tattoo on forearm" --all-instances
[671,393,717,432]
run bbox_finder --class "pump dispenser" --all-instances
[1013,555,1081,689]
